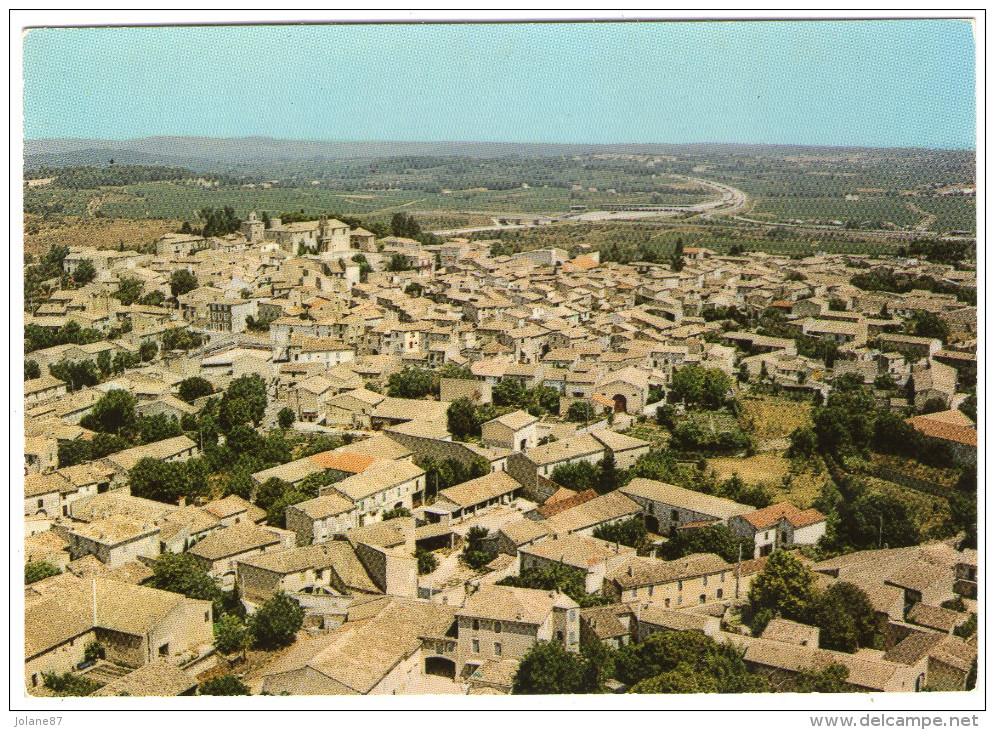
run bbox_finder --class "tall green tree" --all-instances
[177,376,215,404]
[250,591,304,649]
[149,552,223,615]
[512,641,586,694]
[81,388,137,434]
[811,582,877,653]
[170,269,198,297]
[199,675,250,696]
[748,549,815,622]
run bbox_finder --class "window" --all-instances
[677,596,682,606]
[204,612,209,622]
[648,585,654,597]
[677,580,682,591]
[555,631,564,641]
[568,610,575,621]
[664,598,670,608]
[703,575,708,587]
[699,595,706,604]
[671,509,679,521]
[32,674,38,687]
[315,569,323,580]
[716,588,723,599]
[472,639,480,653]
[494,621,502,633]
[472,619,479,631]
[494,642,502,656]
[37,499,43,509]
[158,643,169,657]
[721,572,726,582]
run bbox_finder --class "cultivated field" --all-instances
[738,395,813,441]
[23,215,183,256]
[706,452,830,509]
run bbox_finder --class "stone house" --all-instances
[481,409,539,451]
[187,523,288,589]
[518,533,636,594]
[65,516,161,568]
[455,585,580,678]
[619,478,752,535]
[25,574,212,690]
[605,552,734,606]
[729,502,827,558]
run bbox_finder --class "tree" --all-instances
[24,360,41,380]
[811,582,877,653]
[265,489,310,529]
[382,506,411,520]
[351,253,373,282]
[96,350,112,378]
[596,452,620,494]
[138,340,158,362]
[631,667,718,693]
[593,517,647,550]
[550,460,600,493]
[223,468,255,500]
[614,630,764,692]
[49,359,100,391]
[659,523,754,564]
[91,432,130,459]
[170,269,198,297]
[447,398,478,440]
[566,401,597,423]
[82,388,137,434]
[387,253,412,272]
[140,413,182,444]
[58,439,94,469]
[250,591,304,649]
[670,364,731,409]
[461,526,495,569]
[226,424,265,457]
[416,548,438,575]
[214,614,251,655]
[748,549,815,622]
[25,561,61,584]
[786,427,818,459]
[908,311,949,344]
[149,552,223,615]
[219,374,268,430]
[42,672,101,697]
[512,641,585,694]
[72,259,96,286]
[199,675,251,696]
[846,491,920,549]
[177,376,215,404]
[277,407,296,430]
[795,663,850,693]
[113,275,145,305]
[130,458,205,504]
[386,367,435,398]
[498,564,608,608]
[255,477,292,511]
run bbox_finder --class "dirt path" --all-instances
[905,201,937,232]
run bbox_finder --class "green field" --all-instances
[25,181,714,223]
[751,196,919,228]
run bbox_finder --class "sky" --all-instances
[22,19,976,149]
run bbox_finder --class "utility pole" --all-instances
[735,541,742,599]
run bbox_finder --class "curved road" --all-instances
[428,175,750,236]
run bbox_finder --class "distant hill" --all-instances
[27,135,964,169]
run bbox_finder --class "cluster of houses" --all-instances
[22,213,977,696]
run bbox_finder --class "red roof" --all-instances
[741,502,826,531]
[906,416,978,447]
[538,488,598,519]
[308,451,376,473]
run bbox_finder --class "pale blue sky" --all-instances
[23,20,976,149]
